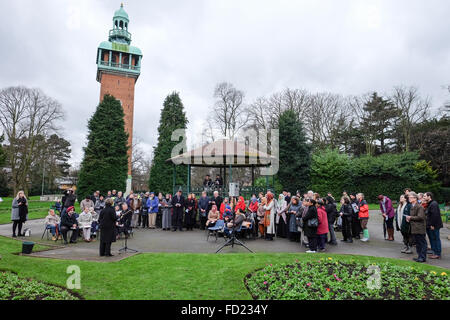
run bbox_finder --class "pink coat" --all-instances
[317,206,329,235]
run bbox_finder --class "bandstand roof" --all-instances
[166,139,277,168]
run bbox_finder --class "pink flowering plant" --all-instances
[244,260,450,300]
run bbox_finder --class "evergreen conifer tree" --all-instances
[361,92,399,155]
[149,92,189,194]
[277,109,311,193]
[77,94,129,199]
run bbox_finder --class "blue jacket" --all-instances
[147,197,159,213]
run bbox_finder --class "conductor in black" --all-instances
[99,198,117,257]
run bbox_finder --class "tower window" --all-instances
[120,20,124,29]
[115,20,118,28]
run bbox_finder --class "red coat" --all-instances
[219,203,225,220]
[317,206,329,235]
[248,201,258,213]
[235,196,246,213]
[358,201,369,219]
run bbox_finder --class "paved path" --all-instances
[1,211,449,268]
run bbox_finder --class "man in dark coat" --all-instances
[283,190,291,204]
[90,191,100,204]
[60,206,78,245]
[171,190,185,231]
[198,191,210,230]
[215,175,223,189]
[325,196,338,245]
[424,192,443,259]
[99,198,117,257]
[62,189,76,215]
[210,191,223,213]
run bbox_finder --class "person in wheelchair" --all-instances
[116,203,133,240]
[224,209,246,238]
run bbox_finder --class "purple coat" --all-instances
[380,197,395,218]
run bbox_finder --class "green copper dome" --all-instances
[96,3,142,82]
[114,3,129,21]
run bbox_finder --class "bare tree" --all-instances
[0,86,63,195]
[131,137,152,192]
[246,96,271,131]
[348,94,378,155]
[201,120,217,144]
[212,82,248,140]
[282,88,311,119]
[248,89,312,130]
[306,92,351,148]
[391,86,431,151]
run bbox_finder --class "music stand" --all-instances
[215,212,254,253]
[118,232,138,253]
[118,210,138,254]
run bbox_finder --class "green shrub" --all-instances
[310,149,352,197]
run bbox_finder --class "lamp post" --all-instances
[41,161,45,196]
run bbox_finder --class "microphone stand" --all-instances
[216,210,253,253]
[118,211,138,254]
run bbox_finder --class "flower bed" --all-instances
[0,271,81,300]
[244,259,450,300]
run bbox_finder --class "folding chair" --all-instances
[224,223,243,240]
[41,225,52,240]
[207,220,224,242]
[240,222,253,240]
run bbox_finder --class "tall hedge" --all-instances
[310,149,352,198]
[309,149,443,203]
[350,152,421,202]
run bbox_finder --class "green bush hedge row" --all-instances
[310,150,447,203]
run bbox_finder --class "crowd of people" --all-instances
[10,185,444,261]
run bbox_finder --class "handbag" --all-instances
[307,217,319,228]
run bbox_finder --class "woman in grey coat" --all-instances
[161,194,172,230]
[11,191,28,237]
[285,196,302,242]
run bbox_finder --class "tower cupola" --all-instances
[109,3,131,44]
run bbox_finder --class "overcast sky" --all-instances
[0,0,449,167]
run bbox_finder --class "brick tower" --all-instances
[96,4,142,194]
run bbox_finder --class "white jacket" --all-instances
[77,212,93,229]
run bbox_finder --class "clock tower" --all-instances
[96,4,142,194]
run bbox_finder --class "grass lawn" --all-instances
[0,197,81,225]
[0,236,448,300]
